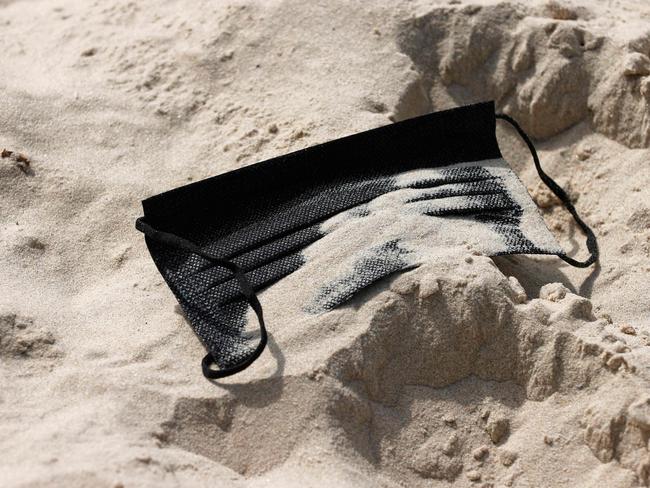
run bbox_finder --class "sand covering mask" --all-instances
[135,102,598,379]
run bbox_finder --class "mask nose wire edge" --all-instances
[135,217,268,379]
[495,113,599,268]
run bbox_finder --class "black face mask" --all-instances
[135,102,598,379]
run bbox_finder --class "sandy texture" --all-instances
[1,0,650,486]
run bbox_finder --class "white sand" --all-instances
[1,0,649,486]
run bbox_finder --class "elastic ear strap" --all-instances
[135,217,268,378]
[495,114,599,268]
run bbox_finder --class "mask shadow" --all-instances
[208,333,286,406]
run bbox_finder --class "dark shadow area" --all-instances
[578,261,601,300]
[493,254,577,297]
[210,332,286,407]
[561,217,601,299]
[493,253,600,300]
[161,334,306,476]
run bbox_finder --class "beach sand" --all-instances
[1,0,649,486]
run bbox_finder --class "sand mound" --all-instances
[0,313,61,359]
[396,2,650,146]
[153,257,649,486]
[1,0,649,487]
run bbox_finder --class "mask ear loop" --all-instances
[495,113,599,268]
[135,217,267,379]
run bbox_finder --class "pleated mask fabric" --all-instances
[135,102,598,379]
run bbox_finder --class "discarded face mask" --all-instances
[135,102,598,379]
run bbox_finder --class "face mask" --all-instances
[135,102,598,379]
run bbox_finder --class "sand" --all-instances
[1,0,649,486]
